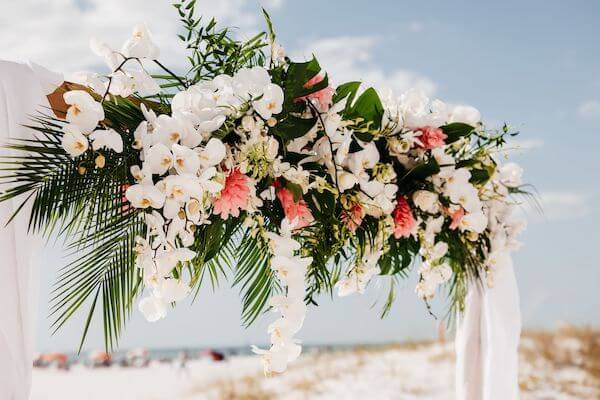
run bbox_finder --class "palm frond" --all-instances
[0,109,145,351]
[232,230,276,326]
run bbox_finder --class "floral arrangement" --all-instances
[0,2,527,374]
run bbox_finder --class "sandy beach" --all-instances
[31,328,599,400]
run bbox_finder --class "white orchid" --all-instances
[155,247,196,277]
[198,138,226,168]
[412,190,439,214]
[337,250,383,296]
[121,23,160,59]
[423,215,445,244]
[153,114,195,146]
[61,125,89,157]
[268,318,301,345]
[251,342,302,375]
[132,121,151,152]
[130,165,146,183]
[126,181,165,209]
[253,83,284,119]
[138,295,167,322]
[109,71,135,97]
[269,295,306,321]
[346,142,380,176]
[233,66,271,99]
[89,129,123,153]
[266,232,300,256]
[172,86,227,137]
[89,37,123,71]
[71,71,107,94]
[338,171,358,192]
[282,166,310,193]
[498,162,523,187]
[198,167,223,194]
[154,278,190,303]
[141,103,158,127]
[443,168,483,213]
[63,90,105,134]
[420,241,448,261]
[172,144,200,175]
[459,211,488,234]
[130,69,161,97]
[359,179,397,216]
[146,143,173,175]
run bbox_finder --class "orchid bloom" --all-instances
[63,90,105,134]
[89,128,123,153]
[61,125,89,157]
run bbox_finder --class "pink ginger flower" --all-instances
[276,187,314,229]
[295,73,334,111]
[393,196,416,239]
[449,207,465,230]
[342,202,365,233]
[213,168,251,219]
[120,183,132,213]
[416,126,447,150]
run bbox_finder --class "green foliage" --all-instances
[271,114,317,140]
[398,157,440,186]
[345,87,384,130]
[232,229,276,326]
[280,57,328,112]
[440,122,475,144]
[173,0,269,84]
[333,81,361,105]
[0,110,144,351]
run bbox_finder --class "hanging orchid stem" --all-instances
[101,56,136,104]
[306,100,341,196]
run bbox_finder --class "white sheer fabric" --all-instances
[0,60,62,400]
[455,255,521,400]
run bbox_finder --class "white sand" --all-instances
[31,336,599,400]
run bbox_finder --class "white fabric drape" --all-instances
[455,254,521,400]
[0,60,62,400]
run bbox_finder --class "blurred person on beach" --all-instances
[174,351,190,378]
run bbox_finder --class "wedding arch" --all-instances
[0,2,527,377]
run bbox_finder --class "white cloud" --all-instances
[292,36,436,96]
[578,100,600,118]
[538,192,591,221]
[0,0,283,73]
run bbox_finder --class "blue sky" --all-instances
[1,0,598,351]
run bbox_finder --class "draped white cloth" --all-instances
[0,60,62,400]
[455,254,521,400]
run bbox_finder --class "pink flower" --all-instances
[295,73,334,111]
[393,196,416,239]
[449,207,465,230]
[342,202,365,233]
[120,183,132,213]
[276,187,314,229]
[416,126,447,150]
[213,168,251,219]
